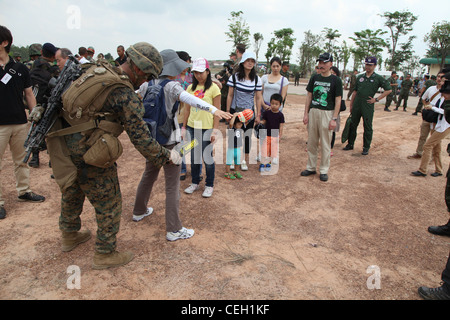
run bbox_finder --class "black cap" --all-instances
[317,52,333,63]
[42,43,59,55]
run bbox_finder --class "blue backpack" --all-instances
[143,79,179,145]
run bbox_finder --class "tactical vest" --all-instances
[49,60,134,169]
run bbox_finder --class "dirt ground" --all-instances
[1,88,449,301]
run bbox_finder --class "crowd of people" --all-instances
[1,23,450,299]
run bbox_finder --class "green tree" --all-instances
[297,30,323,76]
[253,32,264,63]
[225,11,251,53]
[339,40,351,75]
[265,28,296,63]
[350,29,387,69]
[381,10,418,71]
[322,27,341,56]
[424,20,450,70]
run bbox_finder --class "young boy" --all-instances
[260,94,285,171]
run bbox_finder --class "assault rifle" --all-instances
[24,56,82,163]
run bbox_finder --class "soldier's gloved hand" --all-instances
[170,149,182,166]
[28,105,45,123]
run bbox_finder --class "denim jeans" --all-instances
[187,126,215,187]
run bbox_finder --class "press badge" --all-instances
[1,73,12,85]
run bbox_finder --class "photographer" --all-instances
[215,60,233,114]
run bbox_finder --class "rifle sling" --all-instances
[47,120,98,138]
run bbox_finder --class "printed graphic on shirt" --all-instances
[312,81,331,107]
[193,89,205,99]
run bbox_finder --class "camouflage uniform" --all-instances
[59,73,170,254]
[25,43,42,70]
[385,76,398,109]
[396,78,413,110]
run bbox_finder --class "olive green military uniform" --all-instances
[59,81,170,254]
[396,79,413,110]
[415,79,437,113]
[347,73,357,100]
[385,76,398,108]
[347,72,391,150]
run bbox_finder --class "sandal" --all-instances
[225,173,236,180]
[234,171,243,179]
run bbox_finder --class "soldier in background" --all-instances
[395,73,413,111]
[384,71,398,112]
[25,43,42,70]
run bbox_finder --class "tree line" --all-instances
[226,10,449,77]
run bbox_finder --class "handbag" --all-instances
[341,115,352,144]
[422,91,441,123]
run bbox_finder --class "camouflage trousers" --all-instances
[59,163,122,254]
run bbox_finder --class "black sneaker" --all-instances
[300,170,316,177]
[18,192,45,203]
[428,220,450,237]
[343,144,354,151]
[418,285,450,300]
[0,206,5,220]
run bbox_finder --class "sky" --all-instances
[1,0,449,69]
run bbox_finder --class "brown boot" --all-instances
[61,230,92,252]
[92,251,134,270]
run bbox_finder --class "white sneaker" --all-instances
[241,160,248,171]
[202,186,213,198]
[184,183,199,194]
[133,207,153,222]
[166,227,195,241]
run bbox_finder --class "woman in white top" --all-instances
[261,57,289,115]
[226,51,263,170]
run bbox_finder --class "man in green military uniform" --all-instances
[47,42,184,270]
[413,74,437,115]
[344,57,392,156]
[395,73,413,111]
[384,71,398,112]
[347,70,358,100]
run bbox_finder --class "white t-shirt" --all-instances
[423,86,449,133]
[261,74,289,110]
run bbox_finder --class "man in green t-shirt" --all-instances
[302,53,343,182]
[344,57,392,155]
[395,74,413,111]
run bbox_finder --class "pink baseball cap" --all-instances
[191,58,210,72]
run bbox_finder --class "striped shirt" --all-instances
[227,74,262,111]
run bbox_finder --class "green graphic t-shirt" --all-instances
[306,74,343,111]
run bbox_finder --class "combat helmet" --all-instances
[29,43,42,57]
[126,42,163,80]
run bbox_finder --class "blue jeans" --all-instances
[187,126,215,187]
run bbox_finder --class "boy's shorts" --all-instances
[226,148,241,166]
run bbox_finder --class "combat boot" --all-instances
[92,251,134,270]
[28,152,40,168]
[61,230,92,252]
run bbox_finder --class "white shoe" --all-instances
[184,183,199,194]
[241,160,248,171]
[166,227,195,241]
[133,207,153,222]
[202,186,213,198]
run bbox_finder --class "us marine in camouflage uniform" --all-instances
[25,43,42,70]
[52,42,179,270]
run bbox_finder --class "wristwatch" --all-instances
[332,117,338,121]
[375,98,379,102]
